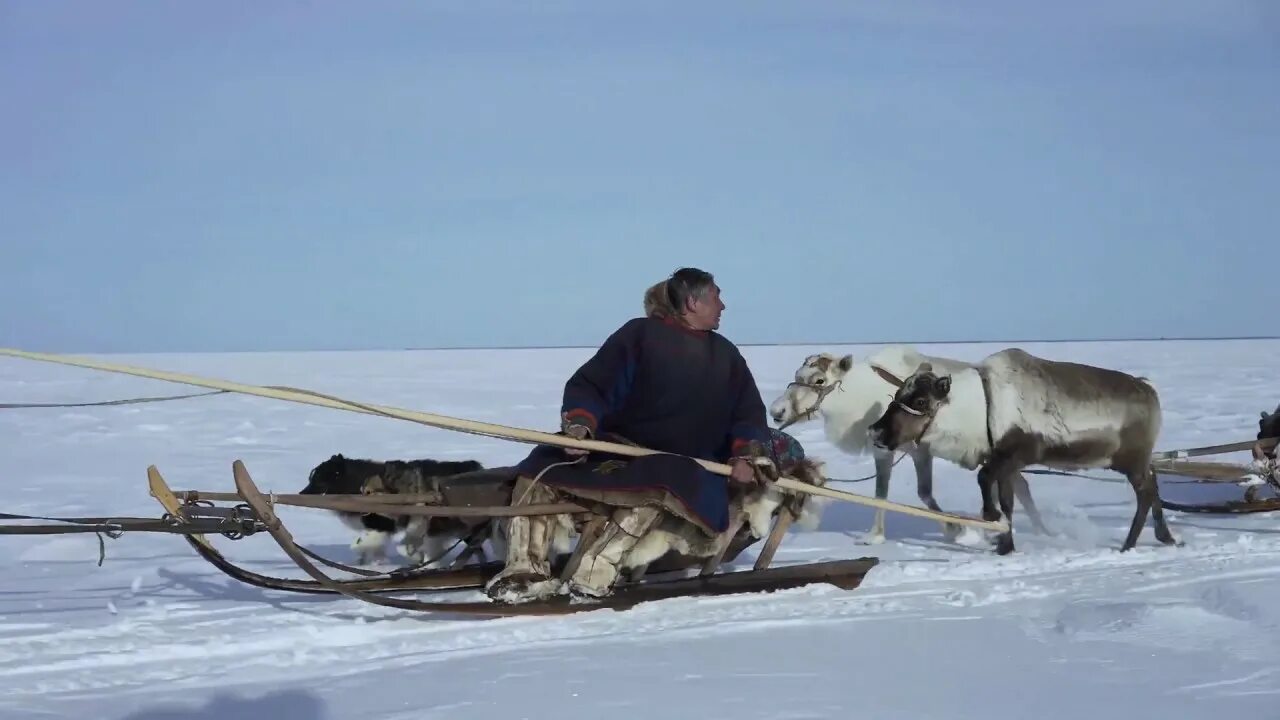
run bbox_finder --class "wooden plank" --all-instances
[754,509,796,571]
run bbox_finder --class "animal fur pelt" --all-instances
[643,279,676,318]
[300,454,488,565]
[623,456,830,572]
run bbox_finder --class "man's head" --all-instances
[666,267,724,331]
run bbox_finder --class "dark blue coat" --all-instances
[516,315,772,533]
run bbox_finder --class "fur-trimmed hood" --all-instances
[643,280,676,318]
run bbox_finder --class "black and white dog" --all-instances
[1260,404,1280,446]
[1258,404,1280,464]
[301,454,485,566]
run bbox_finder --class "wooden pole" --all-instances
[0,347,1007,532]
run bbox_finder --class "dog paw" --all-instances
[398,542,428,565]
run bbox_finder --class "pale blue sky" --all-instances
[3,1,1277,353]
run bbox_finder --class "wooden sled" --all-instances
[147,460,879,616]
[1150,436,1280,515]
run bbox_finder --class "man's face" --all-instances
[685,283,724,330]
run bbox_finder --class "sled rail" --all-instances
[171,489,588,517]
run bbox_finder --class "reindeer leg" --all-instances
[1121,466,1156,552]
[911,445,959,541]
[1146,466,1177,546]
[862,448,894,544]
[994,465,1019,555]
[1012,472,1051,536]
[976,461,1002,524]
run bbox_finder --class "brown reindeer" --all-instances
[868,348,1175,555]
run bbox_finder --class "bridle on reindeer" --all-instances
[776,363,906,431]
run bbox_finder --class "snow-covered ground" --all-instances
[1,339,1278,720]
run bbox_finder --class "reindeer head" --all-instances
[867,362,951,451]
[769,353,854,429]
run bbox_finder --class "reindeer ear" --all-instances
[838,354,853,372]
[935,376,951,397]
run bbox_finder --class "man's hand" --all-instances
[728,457,757,486]
[563,424,591,457]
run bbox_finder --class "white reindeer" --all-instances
[867,348,1175,554]
[768,345,1047,544]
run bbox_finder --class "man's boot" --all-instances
[484,477,567,604]
[567,505,662,599]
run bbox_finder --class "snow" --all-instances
[1,339,1279,719]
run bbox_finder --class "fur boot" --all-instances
[567,505,663,598]
[484,477,574,604]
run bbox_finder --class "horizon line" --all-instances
[22,333,1280,356]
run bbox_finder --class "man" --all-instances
[485,267,777,603]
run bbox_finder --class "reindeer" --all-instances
[768,345,1047,543]
[867,348,1175,555]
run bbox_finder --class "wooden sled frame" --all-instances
[147,460,880,616]
[1148,436,1280,515]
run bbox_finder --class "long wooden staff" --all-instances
[0,347,1007,532]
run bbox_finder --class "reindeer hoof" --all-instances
[857,531,886,545]
[994,534,1015,555]
[941,523,962,541]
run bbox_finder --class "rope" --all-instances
[822,451,908,484]
[0,390,228,409]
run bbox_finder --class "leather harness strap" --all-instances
[869,364,904,388]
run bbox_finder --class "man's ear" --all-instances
[935,376,952,397]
